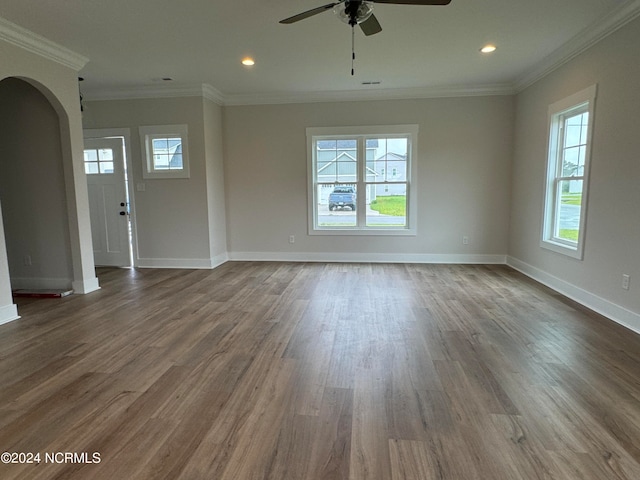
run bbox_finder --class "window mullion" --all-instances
[356,137,366,227]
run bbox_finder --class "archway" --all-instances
[0,77,74,294]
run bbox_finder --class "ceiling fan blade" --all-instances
[279,2,341,24]
[372,0,451,5]
[360,14,382,36]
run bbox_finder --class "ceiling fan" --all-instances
[280,0,452,37]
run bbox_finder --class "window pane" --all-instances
[99,162,114,174]
[370,137,408,182]
[98,148,113,161]
[84,149,98,162]
[564,124,583,148]
[562,147,581,175]
[154,154,170,169]
[170,154,183,169]
[561,110,588,177]
[316,138,358,184]
[152,138,169,150]
[318,183,357,227]
[387,161,407,181]
[167,138,181,149]
[555,179,583,243]
[152,137,182,170]
[367,186,407,227]
[85,162,99,174]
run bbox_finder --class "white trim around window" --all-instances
[541,85,597,259]
[140,124,190,179]
[307,125,418,236]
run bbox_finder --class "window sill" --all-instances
[540,239,583,260]
[309,227,417,236]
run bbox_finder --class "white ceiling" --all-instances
[1,0,638,104]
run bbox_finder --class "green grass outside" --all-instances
[370,196,406,216]
[561,193,582,205]
[559,229,579,241]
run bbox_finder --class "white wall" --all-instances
[509,16,640,331]
[223,96,514,262]
[0,78,74,290]
[203,97,228,266]
[83,96,224,268]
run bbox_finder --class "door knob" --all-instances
[120,202,126,207]
[119,211,126,216]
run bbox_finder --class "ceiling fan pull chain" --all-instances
[351,25,355,76]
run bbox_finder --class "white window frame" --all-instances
[307,125,418,236]
[139,124,190,179]
[541,85,596,259]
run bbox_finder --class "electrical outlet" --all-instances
[462,235,469,245]
[289,235,295,244]
[622,274,630,290]
[24,255,32,266]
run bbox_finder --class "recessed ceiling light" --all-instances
[242,57,255,66]
[480,44,497,54]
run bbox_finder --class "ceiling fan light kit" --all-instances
[334,1,374,25]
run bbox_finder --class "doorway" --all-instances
[83,129,136,268]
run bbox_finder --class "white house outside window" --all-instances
[307,125,418,235]
[542,85,596,259]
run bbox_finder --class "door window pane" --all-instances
[84,148,114,175]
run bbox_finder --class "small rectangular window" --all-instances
[542,85,596,259]
[140,125,190,179]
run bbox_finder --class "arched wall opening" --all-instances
[0,77,75,292]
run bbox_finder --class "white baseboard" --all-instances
[229,251,507,264]
[137,253,229,269]
[507,256,640,335]
[0,303,20,326]
[72,277,101,294]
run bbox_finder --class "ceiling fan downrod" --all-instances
[351,25,355,76]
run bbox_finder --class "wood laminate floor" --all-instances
[1,262,640,479]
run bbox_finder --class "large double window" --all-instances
[307,125,418,235]
[542,85,596,259]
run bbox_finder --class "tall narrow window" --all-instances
[307,125,418,235]
[542,85,596,259]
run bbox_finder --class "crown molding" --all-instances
[84,83,224,104]
[514,0,640,92]
[83,82,513,106]
[0,16,88,71]
[202,83,225,105]
[221,83,515,106]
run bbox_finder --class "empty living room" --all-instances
[0,0,639,479]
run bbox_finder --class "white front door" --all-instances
[83,137,131,267]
